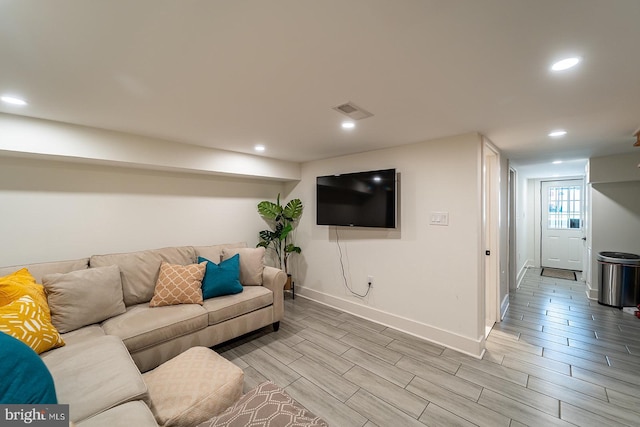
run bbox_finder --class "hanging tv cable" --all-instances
[335,227,371,298]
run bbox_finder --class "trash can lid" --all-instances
[597,251,640,265]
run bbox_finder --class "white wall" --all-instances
[590,181,640,257]
[589,152,640,184]
[0,156,285,266]
[514,171,531,286]
[498,152,509,314]
[589,181,640,298]
[0,114,298,266]
[525,179,538,272]
[0,113,300,181]
[288,133,485,356]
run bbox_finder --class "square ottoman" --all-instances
[143,346,244,427]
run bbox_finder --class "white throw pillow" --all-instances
[221,247,265,286]
[193,242,247,263]
[43,265,126,333]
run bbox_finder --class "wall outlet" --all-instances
[367,275,374,287]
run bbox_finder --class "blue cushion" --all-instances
[0,331,57,404]
[198,255,244,299]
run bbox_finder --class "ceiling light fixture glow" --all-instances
[254,145,265,152]
[552,160,563,164]
[341,122,355,129]
[551,57,581,71]
[548,130,567,137]
[1,95,27,106]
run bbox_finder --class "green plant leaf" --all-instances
[283,199,303,220]
[284,243,302,254]
[258,229,277,243]
[279,223,293,240]
[257,201,282,220]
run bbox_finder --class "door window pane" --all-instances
[547,185,581,229]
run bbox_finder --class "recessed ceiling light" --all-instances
[254,145,265,152]
[552,160,563,164]
[1,95,28,106]
[341,122,355,129]
[548,130,567,137]
[551,57,581,71]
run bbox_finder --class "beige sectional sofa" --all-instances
[0,243,287,426]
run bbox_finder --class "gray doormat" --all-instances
[541,268,577,281]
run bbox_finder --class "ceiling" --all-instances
[1,0,639,171]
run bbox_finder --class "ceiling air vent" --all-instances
[332,102,374,120]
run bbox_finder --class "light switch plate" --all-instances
[430,211,449,226]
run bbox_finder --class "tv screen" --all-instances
[316,168,397,228]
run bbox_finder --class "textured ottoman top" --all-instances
[143,346,244,427]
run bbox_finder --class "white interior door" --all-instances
[541,179,584,270]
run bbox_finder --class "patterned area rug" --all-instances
[541,268,577,281]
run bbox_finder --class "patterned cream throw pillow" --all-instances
[149,261,206,307]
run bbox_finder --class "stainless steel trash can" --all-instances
[597,251,640,308]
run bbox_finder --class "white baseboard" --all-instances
[516,261,532,289]
[295,286,484,359]
[500,294,509,320]
[586,281,599,301]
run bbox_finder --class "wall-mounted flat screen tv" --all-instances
[316,168,397,228]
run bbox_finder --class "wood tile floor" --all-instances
[215,268,640,426]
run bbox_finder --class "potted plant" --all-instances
[257,194,303,287]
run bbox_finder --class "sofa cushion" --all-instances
[197,381,328,427]
[222,247,265,286]
[202,286,273,326]
[43,265,126,333]
[58,325,106,348]
[0,268,52,321]
[0,258,89,284]
[193,242,248,264]
[143,346,243,427]
[41,335,148,423]
[199,255,243,299]
[76,401,157,427]
[101,303,208,353]
[90,246,196,306]
[0,295,65,354]
[0,331,58,404]
[150,261,206,307]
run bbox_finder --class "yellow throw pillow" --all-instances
[0,268,52,322]
[0,295,65,354]
[149,261,206,307]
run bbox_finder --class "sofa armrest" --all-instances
[262,266,287,322]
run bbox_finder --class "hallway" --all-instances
[492,267,640,426]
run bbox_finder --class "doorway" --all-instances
[484,143,500,337]
[508,168,517,292]
[540,179,584,271]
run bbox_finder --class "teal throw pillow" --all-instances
[198,255,244,299]
[0,331,58,404]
